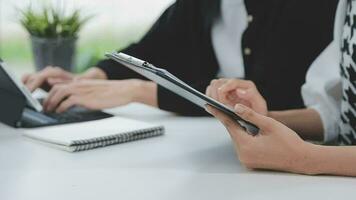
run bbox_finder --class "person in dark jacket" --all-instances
[22,0,338,115]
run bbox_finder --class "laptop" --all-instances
[0,59,113,128]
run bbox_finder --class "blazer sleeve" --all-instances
[96,1,184,80]
[95,0,214,116]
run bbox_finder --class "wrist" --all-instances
[132,80,158,107]
[295,142,323,175]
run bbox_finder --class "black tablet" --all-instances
[106,52,259,134]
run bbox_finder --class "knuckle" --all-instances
[54,66,65,73]
[263,118,276,131]
[52,67,60,72]
[218,78,227,82]
[43,66,53,73]
[246,80,255,87]
[243,109,254,119]
[217,87,226,95]
[226,79,235,85]
[44,66,53,71]
[210,79,218,85]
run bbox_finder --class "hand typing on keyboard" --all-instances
[41,79,157,113]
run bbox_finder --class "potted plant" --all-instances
[19,5,90,71]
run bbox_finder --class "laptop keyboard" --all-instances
[20,107,113,128]
[45,110,110,123]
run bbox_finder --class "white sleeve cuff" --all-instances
[309,104,339,143]
[301,41,342,143]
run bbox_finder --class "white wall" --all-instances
[0,0,174,73]
[0,0,174,40]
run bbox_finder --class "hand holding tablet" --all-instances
[106,52,259,135]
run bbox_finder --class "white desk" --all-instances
[0,103,355,200]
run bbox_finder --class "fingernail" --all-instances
[205,105,214,114]
[205,106,211,114]
[236,89,247,95]
[234,104,245,114]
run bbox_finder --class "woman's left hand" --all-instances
[206,78,268,116]
[206,104,314,174]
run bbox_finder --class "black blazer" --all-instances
[97,0,338,116]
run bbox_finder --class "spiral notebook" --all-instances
[21,116,164,152]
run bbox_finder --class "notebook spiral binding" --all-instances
[70,126,165,152]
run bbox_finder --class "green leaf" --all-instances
[18,4,91,38]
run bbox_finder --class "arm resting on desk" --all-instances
[305,145,356,176]
[207,104,356,177]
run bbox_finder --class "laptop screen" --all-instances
[0,63,24,97]
[0,60,43,112]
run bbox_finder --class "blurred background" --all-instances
[0,0,173,75]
